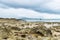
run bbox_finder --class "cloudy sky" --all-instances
[0,0,60,19]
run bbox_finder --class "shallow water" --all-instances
[25,19,60,22]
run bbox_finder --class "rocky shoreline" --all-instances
[0,18,60,40]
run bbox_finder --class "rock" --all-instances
[0,18,60,40]
[31,26,52,37]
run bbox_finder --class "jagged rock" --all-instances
[0,18,60,40]
[31,26,52,37]
[50,26,60,37]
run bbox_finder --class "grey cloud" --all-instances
[0,0,60,14]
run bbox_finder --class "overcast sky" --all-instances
[0,0,60,19]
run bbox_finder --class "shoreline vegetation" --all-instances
[0,18,60,40]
